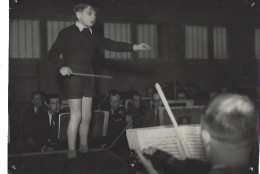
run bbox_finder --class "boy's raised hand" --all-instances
[133,43,151,51]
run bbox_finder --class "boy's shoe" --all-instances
[79,145,88,154]
[66,150,77,159]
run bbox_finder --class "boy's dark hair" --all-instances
[46,94,60,104]
[74,0,99,13]
[201,93,257,146]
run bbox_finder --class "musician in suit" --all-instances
[143,92,162,127]
[137,93,258,174]
[40,94,61,152]
[127,91,147,128]
[21,91,47,152]
[102,89,131,156]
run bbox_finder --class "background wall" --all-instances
[9,0,260,102]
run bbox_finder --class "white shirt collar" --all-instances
[48,111,53,126]
[75,21,92,34]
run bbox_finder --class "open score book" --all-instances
[126,124,206,160]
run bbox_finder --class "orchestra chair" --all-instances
[167,99,194,107]
[158,106,204,126]
[61,100,69,111]
[58,113,70,141]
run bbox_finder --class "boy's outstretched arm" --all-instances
[97,34,151,52]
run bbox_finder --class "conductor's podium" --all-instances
[8,149,134,174]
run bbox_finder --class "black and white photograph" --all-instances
[7,0,260,173]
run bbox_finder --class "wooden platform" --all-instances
[8,149,134,174]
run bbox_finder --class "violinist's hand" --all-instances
[60,67,73,76]
[133,43,151,51]
[143,147,157,155]
[136,148,159,174]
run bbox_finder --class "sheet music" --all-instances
[127,129,140,151]
[127,126,186,160]
[126,125,205,160]
[179,125,206,159]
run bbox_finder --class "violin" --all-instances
[127,150,211,174]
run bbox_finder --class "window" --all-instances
[9,19,40,58]
[255,29,260,59]
[104,22,159,60]
[104,22,131,59]
[137,24,158,59]
[47,20,74,50]
[185,25,208,59]
[213,27,227,59]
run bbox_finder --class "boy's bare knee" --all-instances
[82,113,92,123]
[70,112,82,123]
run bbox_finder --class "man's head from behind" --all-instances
[201,93,257,166]
[46,94,61,115]
[109,90,121,110]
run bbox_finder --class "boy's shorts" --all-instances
[63,64,95,99]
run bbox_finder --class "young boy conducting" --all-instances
[48,1,151,158]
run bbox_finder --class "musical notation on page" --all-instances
[126,125,206,160]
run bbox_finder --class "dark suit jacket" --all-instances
[22,105,47,144]
[143,108,159,127]
[40,111,59,147]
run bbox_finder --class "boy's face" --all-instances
[110,94,121,110]
[47,98,61,114]
[76,6,97,28]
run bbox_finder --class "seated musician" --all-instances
[40,94,62,152]
[143,92,162,127]
[21,91,47,152]
[103,89,132,156]
[127,91,147,128]
[137,93,258,174]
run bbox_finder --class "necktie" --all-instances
[50,115,55,127]
[154,108,159,126]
